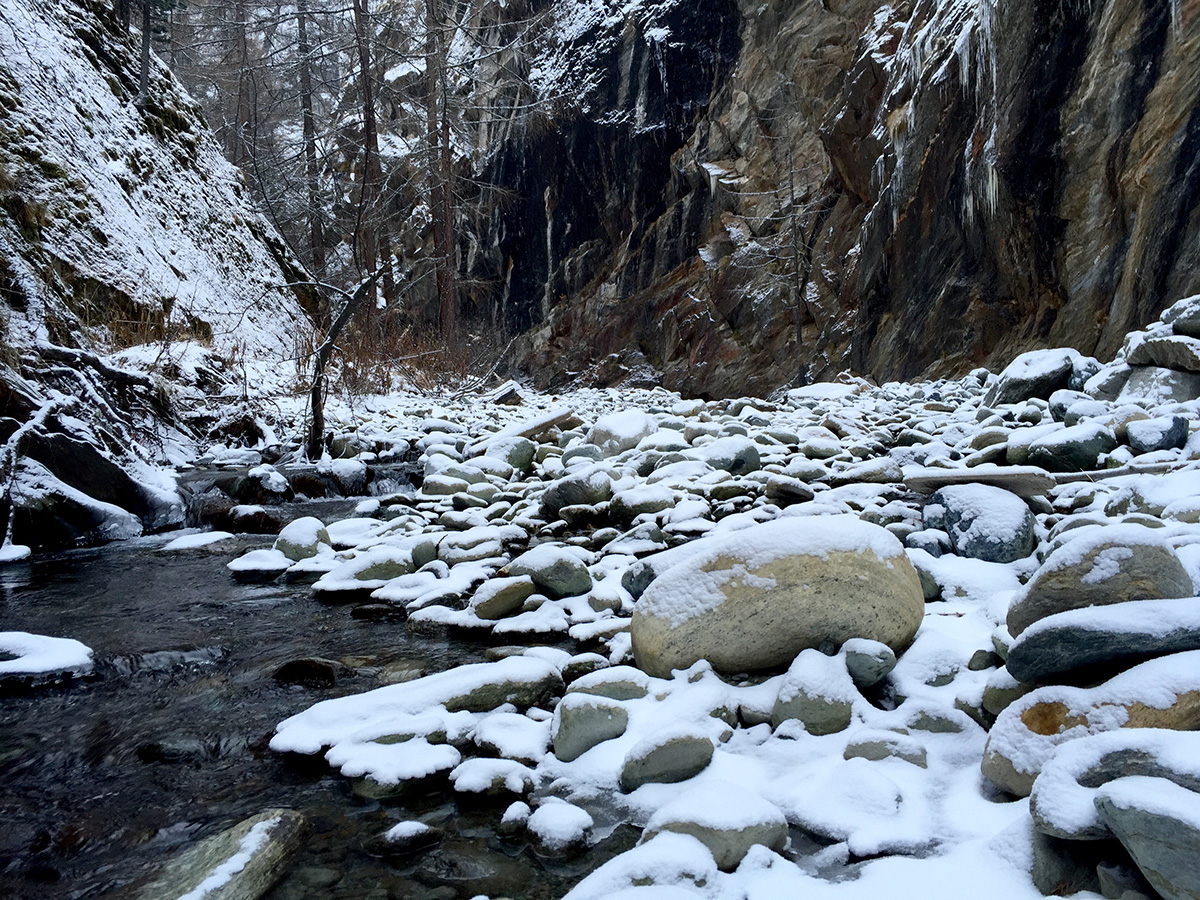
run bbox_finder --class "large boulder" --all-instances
[631,516,924,677]
[1095,777,1200,900]
[1007,598,1200,685]
[1007,524,1192,637]
[923,484,1036,563]
[641,782,787,871]
[983,349,1081,407]
[981,650,1200,797]
[587,409,658,456]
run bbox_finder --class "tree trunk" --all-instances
[352,0,394,314]
[138,0,151,102]
[297,0,327,325]
[232,0,253,168]
[426,0,458,338]
[307,271,381,460]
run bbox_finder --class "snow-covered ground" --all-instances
[199,301,1200,899]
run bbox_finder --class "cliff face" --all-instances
[492,0,1200,396]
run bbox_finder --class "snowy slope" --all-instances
[0,0,311,365]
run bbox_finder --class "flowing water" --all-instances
[0,517,633,900]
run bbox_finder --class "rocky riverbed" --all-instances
[10,297,1200,900]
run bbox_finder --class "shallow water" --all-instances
[0,534,624,900]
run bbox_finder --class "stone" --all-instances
[567,665,650,701]
[1006,598,1200,685]
[272,657,351,688]
[610,484,676,522]
[223,505,282,535]
[641,782,788,871]
[539,467,614,519]
[631,516,924,677]
[1096,862,1157,900]
[1030,829,1114,897]
[843,732,928,768]
[1029,730,1200,841]
[981,666,1032,717]
[1126,334,1200,372]
[441,662,565,714]
[587,409,658,456]
[504,544,591,597]
[842,638,897,689]
[1084,365,1134,402]
[1007,524,1192,637]
[135,809,304,900]
[1026,422,1118,472]
[551,693,629,762]
[826,457,903,487]
[771,649,858,734]
[923,484,1036,563]
[1126,416,1189,454]
[689,436,761,475]
[273,516,331,561]
[527,800,594,856]
[984,349,1080,407]
[619,728,714,791]
[364,821,444,858]
[471,576,538,620]
[232,464,295,504]
[1118,367,1200,405]
[981,650,1200,797]
[1096,777,1200,900]
[487,436,537,473]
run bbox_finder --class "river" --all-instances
[0,517,633,900]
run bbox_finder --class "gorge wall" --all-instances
[486,0,1200,398]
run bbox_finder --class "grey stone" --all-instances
[1027,422,1118,473]
[843,733,927,768]
[1084,364,1134,401]
[771,649,858,735]
[552,693,628,762]
[471,576,538,620]
[642,782,788,871]
[1096,862,1156,900]
[539,467,614,519]
[504,544,591,598]
[904,466,1057,498]
[984,349,1079,407]
[1006,598,1200,685]
[443,666,564,714]
[842,638,897,689]
[1126,335,1200,372]
[1030,830,1115,897]
[1118,367,1200,405]
[567,665,650,701]
[1126,416,1189,454]
[690,436,761,475]
[619,731,714,791]
[136,809,304,900]
[923,484,1036,563]
[1096,777,1200,900]
[1049,389,1093,422]
[632,518,924,677]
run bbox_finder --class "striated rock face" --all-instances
[489,0,1200,396]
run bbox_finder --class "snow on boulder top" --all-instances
[638,516,908,630]
[587,409,658,456]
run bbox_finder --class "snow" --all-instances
[162,531,236,550]
[0,631,94,676]
[1096,775,1200,829]
[528,799,594,850]
[646,780,786,833]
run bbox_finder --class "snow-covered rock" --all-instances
[631,516,924,677]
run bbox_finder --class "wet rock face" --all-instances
[498,0,1200,396]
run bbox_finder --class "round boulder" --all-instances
[1007,524,1192,637]
[631,516,924,677]
[923,484,1036,564]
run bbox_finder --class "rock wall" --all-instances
[489,0,1200,397]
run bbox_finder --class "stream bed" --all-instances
[0,518,630,900]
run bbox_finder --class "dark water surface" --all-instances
[0,531,624,900]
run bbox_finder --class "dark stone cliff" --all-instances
[479,0,1200,397]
